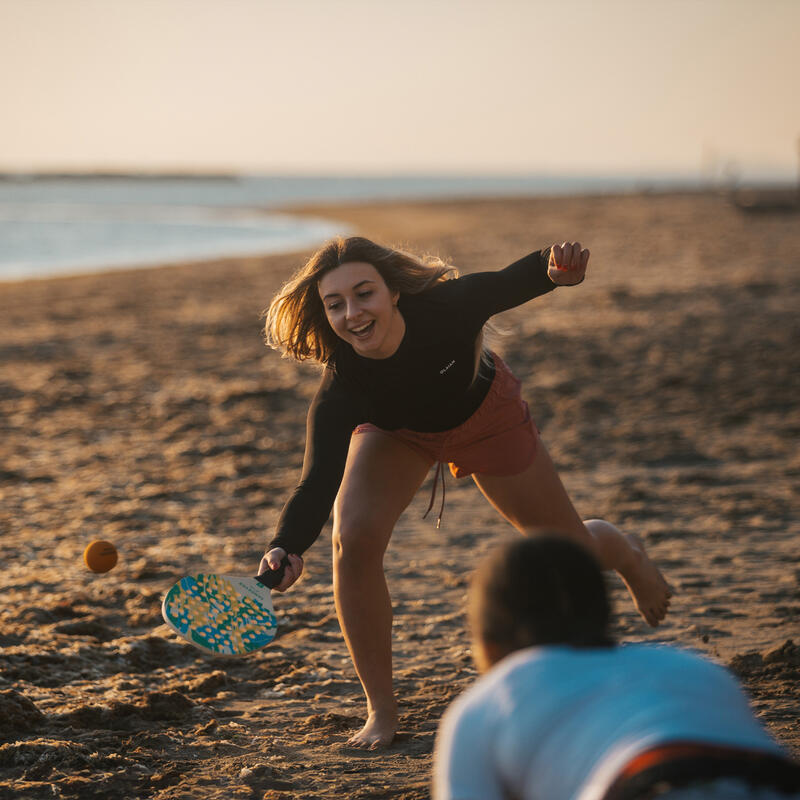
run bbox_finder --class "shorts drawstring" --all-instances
[423,460,447,529]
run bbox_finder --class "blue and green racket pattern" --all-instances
[162,573,279,656]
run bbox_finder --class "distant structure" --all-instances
[729,136,800,214]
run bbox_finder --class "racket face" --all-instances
[161,574,278,656]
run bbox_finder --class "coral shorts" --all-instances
[353,354,538,479]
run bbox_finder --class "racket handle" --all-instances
[255,555,290,589]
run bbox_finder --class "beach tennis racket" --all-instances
[161,559,287,656]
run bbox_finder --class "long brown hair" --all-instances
[264,236,457,363]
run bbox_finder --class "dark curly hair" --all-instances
[469,535,614,650]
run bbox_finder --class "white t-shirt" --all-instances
[433,644,784,800]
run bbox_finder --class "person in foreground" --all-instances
[258,236,672,748]
[433,536,800,800]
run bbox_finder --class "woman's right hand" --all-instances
[258,547,304,592]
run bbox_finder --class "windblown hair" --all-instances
[469,535,614,651]
[264,236,457,363]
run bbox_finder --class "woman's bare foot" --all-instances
[618,533,672,626]
[346,707,398,749]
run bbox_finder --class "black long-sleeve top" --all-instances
[268,248,556,556]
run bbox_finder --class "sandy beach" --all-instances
[0,191,798,799]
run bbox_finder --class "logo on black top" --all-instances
[439,360,456,375]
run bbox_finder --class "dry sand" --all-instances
[0,192,798,799]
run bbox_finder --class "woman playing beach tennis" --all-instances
[258,236,671,748]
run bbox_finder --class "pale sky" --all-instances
[1,0,798,179]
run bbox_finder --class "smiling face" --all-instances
[318,261,405,359]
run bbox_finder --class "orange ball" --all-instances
[83,540,118,573]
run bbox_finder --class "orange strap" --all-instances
[620,741,778,780]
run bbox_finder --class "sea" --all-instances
[0,173,696,282]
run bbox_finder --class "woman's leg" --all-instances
[472,438,671,626]
[332,431,433,748]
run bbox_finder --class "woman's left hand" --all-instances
[548,242,589,286]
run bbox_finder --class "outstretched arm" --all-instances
[438,242,590,325]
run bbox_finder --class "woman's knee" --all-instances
[332,507,393,565]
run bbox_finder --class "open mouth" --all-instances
[349,320,375,339]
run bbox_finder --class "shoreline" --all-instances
[4,187,785,286]
[0,191,797,798]
[0,207,348,285]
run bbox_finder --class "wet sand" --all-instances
[0,191,798,798]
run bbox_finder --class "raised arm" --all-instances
[438,243,589,324]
